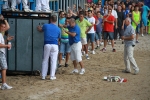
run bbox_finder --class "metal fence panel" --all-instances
[7,18,16,70]
[16,19,32,71]
[32,19,48,71]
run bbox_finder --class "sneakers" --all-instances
[122,70,131,73]
[134,69,139,75]
[42,9,52,13]
[1,83,12,90]
[71,69,79,73]
[91,51,95,54]
[50,76,56,80]
[112,49,116,52]
[82,51,85,55]
[24,8,33,12]
[95,46,100,49]
[58,64,62,68]
[79,68,85,75]
[101,48,106,52]
[86,56,90,60]
[141,34,144,37]
[136,41,139,43]
[42,76,45,80]
[108,42,111,45]
[11,8,19,11]
[35,10,42,12]
[65,63,68,67]
[100,42,104,46]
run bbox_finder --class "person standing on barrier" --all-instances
[3,0,33,12]
[63,18,85,75]
[36,0,51,12]
[0,21,12,90]
[121,18,139,75]
[37,15,61,80]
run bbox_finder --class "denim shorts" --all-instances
[0,52,7,70]
[87,33,95,43]
[59,42,71,53]
[103,31,114,40]
[135,24,140,34]
[95,32,102,40]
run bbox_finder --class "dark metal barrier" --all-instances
[2,11,58,74]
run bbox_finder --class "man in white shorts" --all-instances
[64,18,85,75]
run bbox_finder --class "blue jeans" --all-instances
[59,42,71,53]
[135,24,140,34]
[95,32,102,40]
[87,33,95,43]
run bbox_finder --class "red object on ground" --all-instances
[123,79,127,82]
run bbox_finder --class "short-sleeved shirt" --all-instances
[124,24,135,46]
[87,17,95,33]
[0,33,5,54]
[42,23,61,45]
[59,17,66,30]
[96,18,103,32]
[76,19,92,38]
[67,25,81,45]
[103,15,115,32]
[117,11,125,27]
[61,28,69,43]
[59,18,66,25]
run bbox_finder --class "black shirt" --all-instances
[117,11,125,27]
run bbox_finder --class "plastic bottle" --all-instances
[8,42,11,50]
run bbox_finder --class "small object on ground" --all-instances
[103,75,127,83]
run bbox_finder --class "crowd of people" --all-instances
[1,0,149,90]
[57,0,145,78]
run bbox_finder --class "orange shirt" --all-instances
[103,15,115,32]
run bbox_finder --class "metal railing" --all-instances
[0,0,87,14]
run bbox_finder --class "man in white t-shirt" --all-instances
[0,22,12,90]
[87,10,96,54]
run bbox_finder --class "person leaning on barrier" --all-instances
[121,18,139,75]
[37,15,61,80]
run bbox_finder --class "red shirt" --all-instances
[103,15,115,32]
[93,16,98,31]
